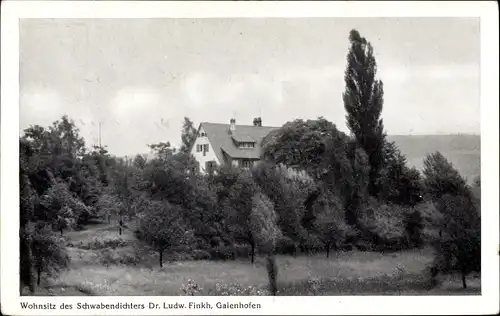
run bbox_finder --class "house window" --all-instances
[239,142,255,149]
[241,160,252,168]
[196,144,201,152]
[203,144,209,152]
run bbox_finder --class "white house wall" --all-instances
[190,126,220,173]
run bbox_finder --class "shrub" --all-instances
[430,194,480,289]
[191,249,211,261]
[297,233,323,254]
[233,244,251,259]
[209,236,224,248]
[357,202,413,251]
[98,248,139,266]
[415,201,443,243]
[275,236,297,255]
[180,279,203,296]
[208,245,234,261]
[403,209,424,248]
[422,151,473,201]
[78,236,130,250]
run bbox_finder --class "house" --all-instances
[190,117,279,173]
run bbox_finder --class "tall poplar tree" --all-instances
[343,29,386,197]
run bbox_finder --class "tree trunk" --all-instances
[119,215,123,235]
[159,250,163,268]
[325,243,330,258]
[251,242,255,264]
[107,213,111,224]
[60,227,64,236]
[36,266,41,286]
[266,255,278,296]
[20,234,35,294]
[461,265,467,289]
[27,241,35,293]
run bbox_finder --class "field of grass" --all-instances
[27,221,480,297]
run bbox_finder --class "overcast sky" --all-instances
[20,18,480,157]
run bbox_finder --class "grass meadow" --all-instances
[25,220,480,297]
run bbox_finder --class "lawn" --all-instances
[28,222,480,296]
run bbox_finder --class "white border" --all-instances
[1,1,498,315]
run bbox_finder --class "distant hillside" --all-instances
[387,134,481,184]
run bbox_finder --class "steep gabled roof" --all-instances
[200,122,279,163]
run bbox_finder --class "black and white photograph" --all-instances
[1,1,499,315]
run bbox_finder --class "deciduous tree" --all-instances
[135,201,193,268]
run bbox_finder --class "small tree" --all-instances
[423,152,472,201]
[38,182,86,235]
[31,223,70,286]
[423,153,480,289]
[135,201,192,268]
[313,194,346,258]
[432,194,480,289]
[96,193,122,224]
[249,193,281,296]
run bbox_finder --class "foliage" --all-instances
[275,236,298,256]
[180,279,204,296]
[431,194,480,288]
[208,245,235,261]
[473,175,480,188]
[403,209,424,248]
[422,153,480,288]
[213,283,269,296]
[250,193,282,254]
[179,280,269,296]
[95,192,123,222]
[252,162,309,243]
[422,151,473,201]
[191,250,211,261]
[356,201,414,251]
[249,192,281,295]
[98,248,140,266]
[261,117,349,180]
[221,170,259,262]
[313,193,349,257]
[322,137,370,227]
[39,181,88,234]
[31,223,70,285]
[343,29,386,197]
[78,236,131,250]
[180,117,198,153]
[377,141,423,206]
[135,200,194,267]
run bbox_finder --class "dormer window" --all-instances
[238,142,255,149]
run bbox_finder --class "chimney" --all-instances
[229,118,236,133]
[253,117,262,127]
